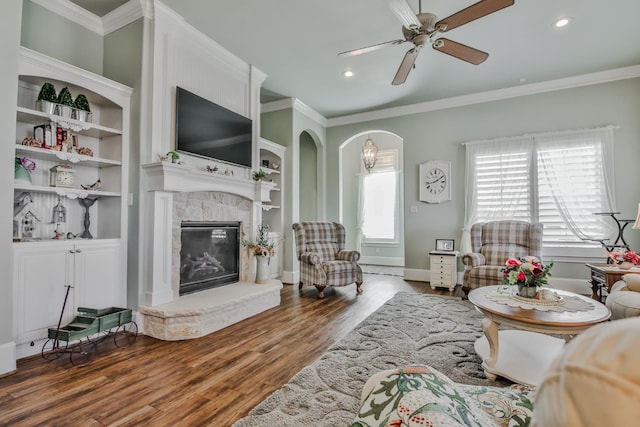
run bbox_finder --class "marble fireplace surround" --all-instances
[139,162,282,340]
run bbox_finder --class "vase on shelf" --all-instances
[517,283,538,298]
[255,255,270,284]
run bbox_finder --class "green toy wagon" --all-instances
[42,306,138,366]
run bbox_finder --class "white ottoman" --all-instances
[605,274,640,320]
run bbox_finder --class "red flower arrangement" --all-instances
[502,256,554,288]
[607,250,640,265]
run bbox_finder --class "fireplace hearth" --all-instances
[179,221,240,295]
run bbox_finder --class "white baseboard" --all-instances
[281,270,298,285]
[0,341,17,377]
[360,256,405,267]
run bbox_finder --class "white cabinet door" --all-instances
[13,243,76,344]
[76,241,123,309]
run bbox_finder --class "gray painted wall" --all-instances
[299,131,317,221]
[328,78,640,280]
[21,0,103,74]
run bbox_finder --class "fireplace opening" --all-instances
[179,221,240,295]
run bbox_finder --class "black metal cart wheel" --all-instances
[41,338,66,361]
[69,340,97,366]
[114,321,138,348]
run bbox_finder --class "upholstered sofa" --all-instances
[353,317,640,427]
[462,220,543,292]
[606,273,640,319]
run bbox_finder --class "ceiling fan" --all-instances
[338,0,515,85]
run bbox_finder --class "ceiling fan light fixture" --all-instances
[554,17,571,28]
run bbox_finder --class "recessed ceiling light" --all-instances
[342,70,354,78]
[554,17,571,28]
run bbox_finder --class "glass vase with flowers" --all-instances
[242,223,281,283]
[502,256,554,298]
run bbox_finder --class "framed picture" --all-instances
[261,159,270,168]
[435,239,455,251]
[419,160,452,203]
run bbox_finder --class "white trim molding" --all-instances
[262,97,328,127]
[360,256,404,267]
[29,0,147,36]
[327,65,640,127]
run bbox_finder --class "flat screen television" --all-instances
[175,86,253,168]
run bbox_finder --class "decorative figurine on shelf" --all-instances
[81,178,101,191]
[79,197,99,239]
[51,196,67,239]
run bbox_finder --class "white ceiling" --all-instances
[70,0,640,119]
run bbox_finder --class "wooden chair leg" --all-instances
[356,281,363,294]
[314,284,326,299]
[461,286,470,300]
[298,281,303,290]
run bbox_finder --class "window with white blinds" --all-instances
[467,127,615,256]
[361,149,399,243]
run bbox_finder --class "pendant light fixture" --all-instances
[362,136,378,172]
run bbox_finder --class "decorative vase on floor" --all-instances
[517,283,538,298]
[255,255,270,284]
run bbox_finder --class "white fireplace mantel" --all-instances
[142,162,276,201]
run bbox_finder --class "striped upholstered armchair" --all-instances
[292,222,363,299]
[462,220,543,294]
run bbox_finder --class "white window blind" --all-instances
[463,127,616,257]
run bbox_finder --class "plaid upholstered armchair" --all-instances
[462,220,543,294]
[292,222,363,299]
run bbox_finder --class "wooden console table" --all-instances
[586,263,640,301]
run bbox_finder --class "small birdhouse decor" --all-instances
[13,192,41,241]
[49,164,75,188]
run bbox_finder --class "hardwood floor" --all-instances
[0,275,462,426]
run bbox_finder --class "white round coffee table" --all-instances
[468,285,611,386]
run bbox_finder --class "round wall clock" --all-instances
[419,160,451,203]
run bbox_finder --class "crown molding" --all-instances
[261,98,327,127]
[327,65,640,127]
[30,0,147,36]
[30,0,103,34]
[103,0,147,35]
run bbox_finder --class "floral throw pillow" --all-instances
[352,366,535,427]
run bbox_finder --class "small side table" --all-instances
[429,250,459,291]
[586,263,640,301]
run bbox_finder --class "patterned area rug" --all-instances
[232,293,499,427]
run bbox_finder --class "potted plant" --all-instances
[56,87,74,118]
[166,151,180,163]
[72,94,92,122]
[36,83,57,114]
[252,169,268,181]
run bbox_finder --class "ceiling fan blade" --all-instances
[432,38,488,65]
[387,0,421,29]
[338,39,405,57]
[392,48,419,85]
[435,0,514,32]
